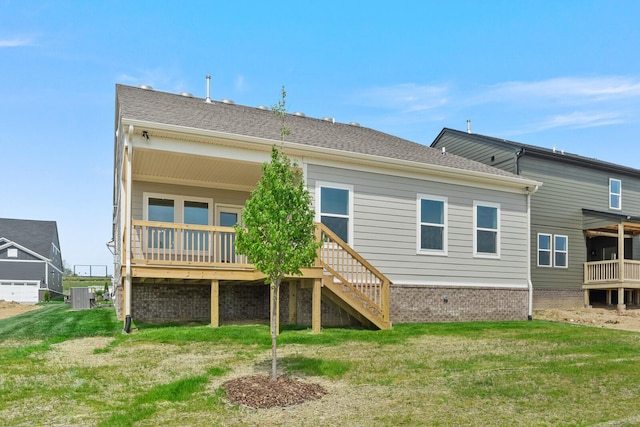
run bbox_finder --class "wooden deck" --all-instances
[124,220,391,330]
[584,260,640,287]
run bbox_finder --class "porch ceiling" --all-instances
[132,148,263,190]
[586,222,640,237]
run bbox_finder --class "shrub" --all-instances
[44,290,50,303]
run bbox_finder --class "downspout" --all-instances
[124,125,133,333]
[526,184,539,320]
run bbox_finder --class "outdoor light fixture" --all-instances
[142,130,149,140]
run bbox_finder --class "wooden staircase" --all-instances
[315,224,392,330]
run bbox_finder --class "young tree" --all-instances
[234,87,319,381]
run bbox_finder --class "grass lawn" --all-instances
[2,304,640,426]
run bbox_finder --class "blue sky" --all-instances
[2,0,640,273]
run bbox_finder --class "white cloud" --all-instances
[351,83,449,112]
[479,76,640,104]
[235,74,248,92]
[508,111,625,135]
[0,37,32,47]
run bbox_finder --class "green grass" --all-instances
[3,308,640,426]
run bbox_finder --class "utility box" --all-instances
[71,287,95,310]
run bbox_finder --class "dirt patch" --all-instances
[0,300,42,320]
[223,375,326,409]
[535,306,640,332]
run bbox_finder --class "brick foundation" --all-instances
[390,284,529,323]
[129,280,358,326]
[532,288,584,310]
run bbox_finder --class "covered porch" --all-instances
[582,209,640,309]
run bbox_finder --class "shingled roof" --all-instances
[0,218,59,259]
[435,128,640,177]
[116,84,526,180]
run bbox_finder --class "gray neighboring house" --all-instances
[0,218,64,303]
[431,128,640,310]
[111,84,540,329]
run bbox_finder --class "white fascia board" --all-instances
[0,241,50,262]
[120,118,542,194]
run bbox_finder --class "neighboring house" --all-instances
[0,218,64,303]
[431,128,640,310]
[111,84,540,331]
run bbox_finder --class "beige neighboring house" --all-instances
[111,83,540,332]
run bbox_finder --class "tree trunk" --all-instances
[271,278,280,381]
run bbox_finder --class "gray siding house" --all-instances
[112,84,540,330]
[431,128,640,310]
[0,218,64,303]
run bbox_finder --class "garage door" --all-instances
[0,281,39,304]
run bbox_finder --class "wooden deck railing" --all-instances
[131,220,251,268]
[130,220,391,326]
[584,260,640,284]
[315,223,391,323]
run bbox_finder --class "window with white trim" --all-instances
[537,233,568,268]
[417,195,447,255]
[609,178,621,210]
[143,193,213,250]
[554,235,568,268]
[474,201,500,257]
[316,183,352,244]
[7,248,18,258]
[537,233,551,267]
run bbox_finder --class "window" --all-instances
[554,235,568,268]
[538,233,568,268]
[7,248,18,258]
[609,178,621,210]
[474,201,500,257]
[417,195,447,255]
[537,233,552,267]
[144,193,213,250]
[317,183,352,244]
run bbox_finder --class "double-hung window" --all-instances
[316,183,352,244]
[554,235,568,268]
[537,233,552,267]
[537,233,568,268]
[609,178,621,210]
[417,195,447,255]
[474,201,500,258]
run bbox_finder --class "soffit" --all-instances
[132,149,263,189]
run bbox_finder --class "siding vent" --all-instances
[441,147,446,155]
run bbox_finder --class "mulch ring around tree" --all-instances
[223,375,327,409]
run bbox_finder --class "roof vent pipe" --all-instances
[466,119,472,134]
[205,75,212,103]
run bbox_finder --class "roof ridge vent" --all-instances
[138,84,153,90]
[179,91,193,97]
[257,105,269,110]
[348,122,361,127]
[322,117,335,123]
[293,111,306,117]
[221,99,235,104]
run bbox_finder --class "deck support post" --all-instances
[288,281,298,325]
[312,278,322,333]
[583,289,591,308]
[617,286,626,311]
[270,285,280,336]
[606,290,612,306]
[210,279,219,327]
